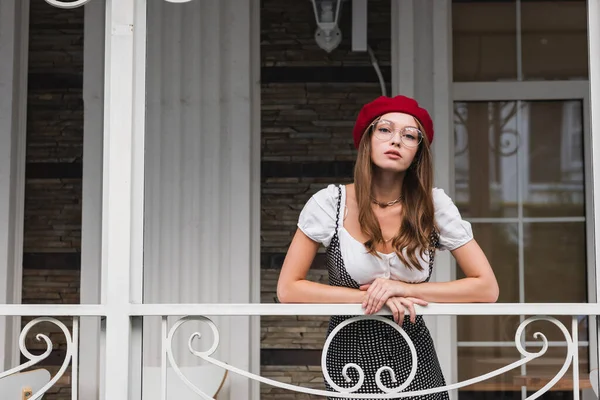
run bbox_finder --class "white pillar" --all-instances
[587,0,600,377]
[101,0,146,398]
[391,0,457,396]
[142,1,260,399]
[79,1,105,398]
[0,0,29,370]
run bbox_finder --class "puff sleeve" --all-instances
[433,188,474,251]
[297,184,339,247]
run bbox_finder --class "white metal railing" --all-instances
[21,0,600,399]
[0,303,598,399]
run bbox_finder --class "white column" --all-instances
[101,0,146,398]
[142,1,260,399]
[588,0,600,378]
[0,0,29,370]
[391,0,457,396]
[79,1,105,398]
[430,2,458,393]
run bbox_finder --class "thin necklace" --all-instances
[371,194,403,208]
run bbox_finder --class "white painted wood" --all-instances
[454,81,589,101]
[101,0,139,398]
[127,302,600,317]
[0,301,595,316]
[80,1,105,399]
[128,1,148,399]
[587,0,600,381]
[391,0,415,97]
[392,1,456,393]
[584,91,598,375]
[143,1,259,398]
[413,0,434,110]
[352,0,367,52]
[249,0,262,398]
[0,368,51,398]
[431,3,457,396]
[589,0,600,300]
[0,0,29,371]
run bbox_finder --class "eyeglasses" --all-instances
[370,118,423,148]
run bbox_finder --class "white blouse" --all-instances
[297,184,473,284]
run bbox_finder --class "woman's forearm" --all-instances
[277,280,366,304]
[405,277,499,303]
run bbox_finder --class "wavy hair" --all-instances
[353,119,435,270]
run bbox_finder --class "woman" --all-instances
[276,95,499,399]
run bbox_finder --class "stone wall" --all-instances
[259,1,391,398]
[22,2,84,398]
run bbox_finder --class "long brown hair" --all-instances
[353,119,435,270]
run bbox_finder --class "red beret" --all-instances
[352,95,434,149]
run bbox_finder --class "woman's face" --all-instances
[369,112,422,173]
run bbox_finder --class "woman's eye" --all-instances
[378,128,391,133]
[404,134,416,141]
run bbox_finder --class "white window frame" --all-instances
[452,80,594,397]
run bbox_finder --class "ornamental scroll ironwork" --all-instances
[0,317,78,400]
[163,315,577,399]
[43,0,197,8]
[454,102,521,158]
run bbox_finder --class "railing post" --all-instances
[101,0,145,398]
[0,0,29,371]
[588,0,600,389]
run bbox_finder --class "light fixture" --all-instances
[310,0,343,53]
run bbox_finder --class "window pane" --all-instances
[459,315,521,343]
[521,1,588,80]
[458,223,519,342]
[523,346,589,392]
[453,2,517,81]
[525,101,585,217]
[458,347,522,392]
[524,222,587,303]
[454,102,519,218]
[459,341,589,395]
[452,1,588,82]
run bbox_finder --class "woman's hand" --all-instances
[385,296,429,325]
[360,278,413,314]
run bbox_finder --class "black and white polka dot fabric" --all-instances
[323,185,448,399]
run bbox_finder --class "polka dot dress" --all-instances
[323,185,449,399]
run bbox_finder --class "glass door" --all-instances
[451,1,591,397]
[453,97,591,397]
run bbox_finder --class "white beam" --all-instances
[80,1,105,398]
[454,81,590,101]
[0,302,596,317]
[127,302,600,316]
[587,0,600,379]
[391,0,415,97]
[0,0,29,370]
[588,0,600,306]
[431,2,457,395]
[391,1,456,396]
[352,0,367,52]
[101,0,145,398]
[249,0,262,398]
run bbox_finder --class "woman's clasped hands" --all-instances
[359,278,428,325]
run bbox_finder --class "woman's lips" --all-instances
[384,150,401,160]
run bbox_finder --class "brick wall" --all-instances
[22,2,84,399]
[260,1,391,398]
